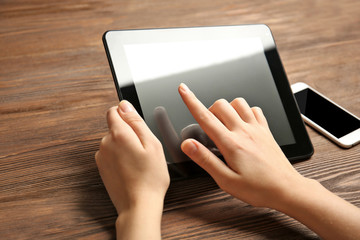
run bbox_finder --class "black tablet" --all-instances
[103,24,313,179]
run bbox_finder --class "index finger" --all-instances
[178,83,229,144]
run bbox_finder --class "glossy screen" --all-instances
[294,88,360,138]
[122,38,296,164]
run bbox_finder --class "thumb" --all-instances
[181,139,236,182]
[118,100,155,145]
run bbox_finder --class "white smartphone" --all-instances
[291,82,360,148]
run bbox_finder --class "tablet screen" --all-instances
[124,38,296,147]
[103,25,313,178]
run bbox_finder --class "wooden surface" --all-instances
[1,0,359,239]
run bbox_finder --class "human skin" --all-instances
[95,101,170,240]
[95,83,360,240]
[154,106,220,166]
[179,83,360,240]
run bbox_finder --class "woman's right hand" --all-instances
[179,83,360,240]
[178,83,305,209]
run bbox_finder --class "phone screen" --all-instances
[294,88,360,138]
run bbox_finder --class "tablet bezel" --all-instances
[103,24,313,165]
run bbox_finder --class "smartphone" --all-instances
[291,82,360,148]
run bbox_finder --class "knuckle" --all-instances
[106,106,117,119]
[153,138,162,148]
[232,97,246,107]
[106,109,111,119]
[152,139,164,153]
[234,97,244,103]
[214,98,227,106]
[95,151,101,166]
[99,136,107,148]
[210,98,228,112]
[252,106,262,112]
[110,129,125,142]
[99,135,110,151]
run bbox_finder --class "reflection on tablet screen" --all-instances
[122,38,295,166]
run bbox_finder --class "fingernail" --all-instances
[179,83,190,94]
[119,100,134,113]
[184,140,198,156]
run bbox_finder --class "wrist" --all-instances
[116,194,165,240]
[114,188,166,213]
[274,176,326,218]
[119,192,165,218]
[269,175,360,240]
[270,175,318,212]
[132,190,166,210]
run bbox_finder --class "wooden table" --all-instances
[1,0,359,239]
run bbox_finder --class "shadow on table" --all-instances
[163,176,319,239]
[74,139,317,240]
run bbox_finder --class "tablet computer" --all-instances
[103,24,313,179]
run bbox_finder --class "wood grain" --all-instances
[0,0,359,239]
